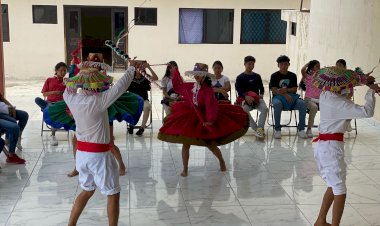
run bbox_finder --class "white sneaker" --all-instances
[50,136,58,146]
[254,128,265,139]
[274,130,281,139]
[306,128,313,138]
[16,138,23,151]
[298,130,308,139]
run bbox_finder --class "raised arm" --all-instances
[322,88,376,120]
[301,62,309,81]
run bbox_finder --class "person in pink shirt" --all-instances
[301,60,321,137]
[35,62,67,146]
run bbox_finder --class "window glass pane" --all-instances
[204,9,233,43]
[179,9,203,44]
[33,5,57,24]
[241,10,286,44]
[135,8,157,25]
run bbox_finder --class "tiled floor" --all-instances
[1,79,380,225]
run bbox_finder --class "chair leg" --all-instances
[354,118,358,135]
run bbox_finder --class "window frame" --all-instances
[178,8,234,44]
[1,4,10,42]
[134,7,157,26]
[240,9,286,44]
[32,5,58,24]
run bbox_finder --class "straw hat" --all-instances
[185,63,215,79]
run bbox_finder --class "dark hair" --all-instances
[54,62,67,75]
[336,59,346,67]
[244,56,256,63]
[204,76,212,87]
[276,55,290,64]
[212,60,223,69]
[306,60,320,74]
[55,62,67,71]
[164,61,178,77]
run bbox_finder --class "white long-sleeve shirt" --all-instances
[63,66,135,144]
[319,89,376,134]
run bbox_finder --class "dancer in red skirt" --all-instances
[158,63,249,177]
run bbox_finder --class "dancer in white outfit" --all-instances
[66,62,136,226]
[313,66,379,226]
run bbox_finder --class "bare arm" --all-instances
[42,91,63,97]
[301,62,308,81]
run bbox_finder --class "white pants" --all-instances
[314,140,347,195]
[76,150,120,195]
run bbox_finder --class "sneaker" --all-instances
[50,135,58,146]
[16,138,23,151]
[128,125,134,135]
[306,128,313,138]
[254,128,265,138]
[136,128,145,136]
[6,154,26,164]
[274,130,281,139]
[298,130,308,139]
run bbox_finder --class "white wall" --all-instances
[2,0,300,81]
[307,0,380,120]
[282,10,310,77]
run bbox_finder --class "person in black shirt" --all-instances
[269,55,307,139]
[235,56,268,138]
[127,61,158,136]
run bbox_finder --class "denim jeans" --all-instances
[272,97,306,131]
[35,97,49,111]
[0,109,29,135]
[0,118,20,154]
[35,97,58,132]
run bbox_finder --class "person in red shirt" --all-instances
[35,62,67,146]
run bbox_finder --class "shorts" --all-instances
[314,140,347,195]
[76,150,120,195]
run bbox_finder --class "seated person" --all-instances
[0,117,25,164]
[35,62,68,146]
[211,61,231,101]
[127,60,158,136]
[269,55,307,139]
[236,56,268,138]
[300,60,321,137]
[0,93,29,150]
[161,61,180,116]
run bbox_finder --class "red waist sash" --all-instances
[312,133,344,142]
[77,140,111,153]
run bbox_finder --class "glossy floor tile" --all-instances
[1,81,380,225]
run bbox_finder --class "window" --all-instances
[179,8,234,44]
[135,7,157,25]
[291,22,297,36]
[240,9,286,44]
[1,4,9,42]
[32,5,57,24]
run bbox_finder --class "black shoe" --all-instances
[128,125,134,134]
[136,128,144,136]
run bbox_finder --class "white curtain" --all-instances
[179,9,203,44]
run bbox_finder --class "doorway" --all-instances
[64,6,128,70]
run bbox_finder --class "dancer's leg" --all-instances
[207,145,226,172]
[181,144,190,177]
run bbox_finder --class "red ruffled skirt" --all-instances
[158,101,249,146]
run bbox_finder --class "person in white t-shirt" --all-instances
[66,60,136,226]
[211,61,231,101]
[161,61,181,116]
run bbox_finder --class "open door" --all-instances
[111,8,128,71]
[64,7,82,64]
